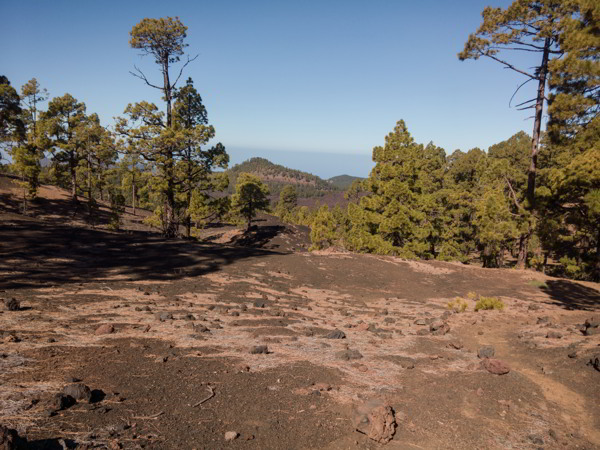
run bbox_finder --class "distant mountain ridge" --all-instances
[227,157,340,198]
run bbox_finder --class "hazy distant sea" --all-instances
[227,147,374,179]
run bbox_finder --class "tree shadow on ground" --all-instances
[230,224,290,250]
[539,280,600,311]
[0,219,282,290]
[0,193,116,228]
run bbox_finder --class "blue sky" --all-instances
[2,0,541,178]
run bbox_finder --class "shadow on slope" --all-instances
[540,280,600,311]
[0,219,280,290]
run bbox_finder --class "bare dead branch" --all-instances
[172,54,199,89]
[509,79,535,107]
[192,385,215,407]
[130,66,163,90]
[485,53,537,80]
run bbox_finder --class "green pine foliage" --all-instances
[230,173,270,230]
[274,185,298,222]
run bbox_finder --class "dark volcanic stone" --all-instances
[253,301,266,308]
[51,393,76,411]
[477,346,495,359]
[250,345,269,354]
[325,329,346,339]
[0,425,26,449]
[546,331,563,339]
[156,312,173,322]
[336,349,363,361]
[3,298,20,311]
[63,383,92,402]
[588,355,600,372]
[430,321,450,336]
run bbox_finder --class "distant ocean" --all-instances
[226,147,375,179]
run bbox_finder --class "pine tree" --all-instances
[172,77,228,237]
[122,18,226,237]
[275,185,298,222]
[230,173,270,230]
[346,120,445,258]
[13,78,48,200]
[39,94,87,201]
[459,0,581,268]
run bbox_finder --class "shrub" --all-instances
[447,297,468,313]
[475,296,504,311]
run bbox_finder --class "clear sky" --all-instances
[2,0,542,178]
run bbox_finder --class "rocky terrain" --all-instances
[1,178,599,449]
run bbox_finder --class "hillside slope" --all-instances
[327,174,364,189]
[227,157,339,198]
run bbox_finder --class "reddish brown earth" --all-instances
[1,176,599,449]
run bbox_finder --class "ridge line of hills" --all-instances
[226,157,364,196]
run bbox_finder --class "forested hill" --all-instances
[327,174,364,189]
[227,157,339,198]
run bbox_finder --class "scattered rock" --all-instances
[430,321,450,336]
[253,300,266,308]
[95,324,115,335]
[193,324,210,333]
[413,318,429,326]
[477,346,495,359]
[528,304,541,311]
[546,331,563,339]
[528,434,544,445]
[448,341,464,350]
[50,393,76,411]
[353,399,396,444]
[416,329,429,336]
[583,317,599,336]
[3,298,20,311]
[588,355,600,372]
[250,345,269,354]
[224,431,238,441]
[63,383,92,402]
[568,351,577,359]
[325,329,346,339]
[313,383,332,392]
[0,425,26,449]
[537,316,551,325]
[481,358,510,375]
[336,349,363,361]
[156,312,173,322]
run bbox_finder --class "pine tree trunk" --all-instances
[70,153,77,202]
[595,228,600,281]
[516,37,551,270]
[132,174,136,216]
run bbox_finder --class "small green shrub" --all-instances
[466,291,478,300]
[474,296,504,311]
[447,297,468,313]
[528,279,548,289]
